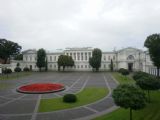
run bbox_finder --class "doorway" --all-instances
[128,63,133,71]
[30,65,32,71]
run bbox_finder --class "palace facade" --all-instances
[8,47,157,75]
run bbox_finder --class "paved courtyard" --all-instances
[0,72,118,120]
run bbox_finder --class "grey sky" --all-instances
[0,0,160,52]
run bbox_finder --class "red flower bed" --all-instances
[17,83,65,94]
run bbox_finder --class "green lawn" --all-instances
[93,72,160,120]
[112,72,135,84]
[0,72,32,80]
[0,83,11,89]
[39,87,108,112]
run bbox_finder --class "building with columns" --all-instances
[8,47,157,75]
[0,47,157,75]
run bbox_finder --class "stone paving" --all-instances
[0,72,118,120]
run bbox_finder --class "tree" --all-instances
[45,59,48,71]
[144,34,160,77]
[89,48,102,71]
[36,48,46,71]
[112,84,146,120]
[0,39,22,64]
[58,55,74,71]
[14,54,23,60]
[110,59,113,71]
[136,76,160,102]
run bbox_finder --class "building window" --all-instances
[30,56,32,61]
[54,56,56,61]
[104,64,106,68]
[104,56,106,61]
[108,56,110,60]
[85,56,87,60]
[113,56,115,60]
[85,65,87,68]
[50,56,52,61]
[81,65,83,68]
[26,56,28,61]
[77,65,79,68]
[54,65,56,68]
[50,64,52,68]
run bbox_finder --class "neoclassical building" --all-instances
[9,47,156,75]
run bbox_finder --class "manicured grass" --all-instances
[94,91,160,120]
[112,72,135,84]
[93,72,160,120]
[39,87,108,112]
[0,83,11,89]
[0,72,32,80]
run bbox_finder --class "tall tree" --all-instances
[58,55,74,71]
[14,54,23,60]
[112,84,146,120]
[110,59,113,71]
[89,48,102,71]
[45,59,48,71]
[144,34,160,77]
[36,48,46,71]
[136,76,160,102]
[0,39,22,64]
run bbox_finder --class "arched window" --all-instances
[127,55,134,60]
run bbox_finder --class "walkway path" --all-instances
[0,72,118,120]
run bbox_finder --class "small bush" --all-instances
[121,69,129,76]
[23,67,30,72]
[118,68,126,73]
[14,67,22,72]
[63,94,77,103]
[2,68,12,74]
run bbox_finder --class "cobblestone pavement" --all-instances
[0,72,119,120]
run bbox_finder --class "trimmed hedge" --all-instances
[23,67,30,72]
[118,68,129,76]
[14,67,22,72]
[2,68,12,74]
[63,94,77,103]
[118,68,126,73]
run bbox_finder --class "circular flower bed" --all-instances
[17,83,65,94]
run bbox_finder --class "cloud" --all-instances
[0,0,160,51]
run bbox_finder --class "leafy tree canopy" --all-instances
[144,33,160,77]
[58,55,74,71]
[89,48,102,71]
[0,39,22,63]
[36,48,46,71]
[112,84,146,120]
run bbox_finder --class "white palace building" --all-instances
[8,47,159,74]
[0,47,159,76]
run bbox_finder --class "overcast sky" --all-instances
[0,0,160,52]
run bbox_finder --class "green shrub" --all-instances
[133,71,149,81]
[2,68,12,74]
[120,69,129,76]
[14,67,21,72]
[118,68,126,73]
[23,67,30,72]
[63,94,77,103]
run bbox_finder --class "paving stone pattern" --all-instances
[0,72,118,120]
